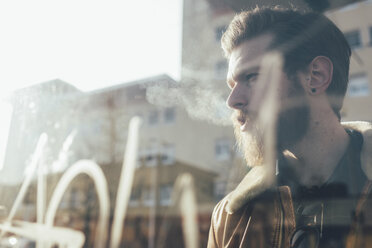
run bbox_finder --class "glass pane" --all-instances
[1,0,371,247]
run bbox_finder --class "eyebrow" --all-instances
[227,65,260,85]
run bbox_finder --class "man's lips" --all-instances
[237,116,246,126]
[236,110,258,132]
[240,119,250,132]
[236,115,249,132]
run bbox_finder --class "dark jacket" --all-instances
[208,121,372,248]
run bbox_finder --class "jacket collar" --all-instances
[226,121,372,214]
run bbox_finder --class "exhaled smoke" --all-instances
[145,69,232,126]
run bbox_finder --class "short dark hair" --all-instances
[222,6,351,118]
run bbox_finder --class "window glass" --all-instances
[148,110,159,126]
[142,187,155,207]
[159,184,173,206]
[1,1,372,247]
[129,188,141,206]
[70,188,80,208]
[215,138,231,161]
[164,107,176,124]
[347,73,370,97]
[344,30,362,49]
[143,147,158,167]
[161,144,175,165]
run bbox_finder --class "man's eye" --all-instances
[245,73,259,82]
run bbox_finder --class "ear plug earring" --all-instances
[311,88,316,93]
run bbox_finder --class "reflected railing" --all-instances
[0,116,202,248]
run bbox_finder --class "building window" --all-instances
[148,110,158,126]
[70,188,80,208]
[129,188,141,207]
[215,138,231,161]
[347,73,370,97]
[136,150,148,168]
[215,26,226,41]
[142,188,155,207]
[143,147,158,167]
[161,144,175,165]
[24,191,33,205]
[369,27,372,46]
[214,181,226,200]
[164,107,176,124]
[136,150,142,167]
[344,30,362,49]
[215,60,227,79]
[159,185,173,206]
[60,191,70,209]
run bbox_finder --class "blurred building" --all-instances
[0,74,239,247]
[121,157,217,248]
[326,1,372,121]
[17,157,217,248]
[81,74,241,198]
[0,79,82,185]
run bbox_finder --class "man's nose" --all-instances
[226,84,249,110]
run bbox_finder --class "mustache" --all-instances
[231,109,258,126]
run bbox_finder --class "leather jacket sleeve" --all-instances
[207,189,291,248]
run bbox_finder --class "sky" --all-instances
[0,0,183,95]
[0,0,183,172]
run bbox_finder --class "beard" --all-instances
[233,112,265,167]
[233,76,310,167]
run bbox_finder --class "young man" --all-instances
[208,7,372,248]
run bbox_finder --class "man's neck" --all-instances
[283,111,350,187]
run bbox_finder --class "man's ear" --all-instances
[307,56,333,94]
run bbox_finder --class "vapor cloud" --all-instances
[146,69,232,126]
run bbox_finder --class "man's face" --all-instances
[226,34,310,166]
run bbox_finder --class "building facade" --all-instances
[0,74,240,247]
[326,1,372,121]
